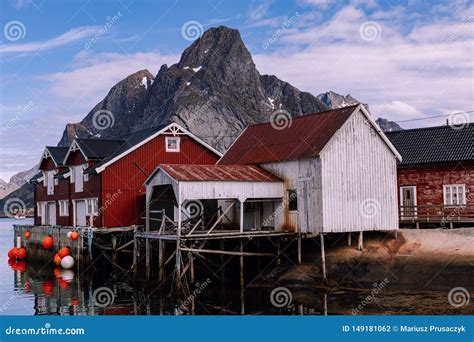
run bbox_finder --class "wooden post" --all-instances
[347,233,352,246]
[175,201,182,290]
[112,234,117,265]
[239,199,244,233]
[297,233,302,264]
[133,227,137,275]
[158,240,165,282]
[358,231,363,251]
[189,251,194,284]
[145,193,151,279]
[320,233,326,280]
[277,237,281,265]
[240,240,244,315]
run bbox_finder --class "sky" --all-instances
[0,0,473,182]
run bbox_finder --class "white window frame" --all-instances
[45,171,54,195]
[59,200,69,216]
[36,202,43,217]
[69,166,75,183]
[443,184,466,206]
[165,136,181,152]
[86,198,99,216]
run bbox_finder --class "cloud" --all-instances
[0,26,100,54]
[253,3,474,125]
[247,0,272,22]
[41,50,179,117]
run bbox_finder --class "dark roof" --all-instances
[46,146,69,165]
[156,164,282,182]
[28,171,43,183]
[219,105,359,165]
[75,139,124,160]
[90,124,169,170]
[385,124,473,165]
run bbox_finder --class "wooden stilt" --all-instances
[240,240,245,315]
[175,202,183,290]
[112,234,117,265]
[358,231,363,251]
[158,240,165,282]
[347,233,352,246]
[145,194,151,279]
[277,237,281,265]
[416,222,420,229]
[320,233,326,280]
[323,293,328,316]
[133,227,137,275]
[189,251,194,284]
[297,233,302,264]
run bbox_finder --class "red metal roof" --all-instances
[219,105,359,165]
[158,164,282,182]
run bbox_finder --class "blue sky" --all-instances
[0,0,473,181]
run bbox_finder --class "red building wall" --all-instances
[397,163,474,206]
[101,134,220,227]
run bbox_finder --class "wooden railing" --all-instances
[399,204,474,224]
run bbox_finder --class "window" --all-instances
[165,136,180,152]
[54,178,58,186]
[59,200,69,216]
[36,202,43,217]
[86,198,99,216]
[443,184,466,206]
[288,189,298,211]
[44,171,54,195]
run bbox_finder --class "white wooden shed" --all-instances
[219,104,402,234]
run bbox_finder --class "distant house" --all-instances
[32,123,221,228]
[386,124,474,227]
[145,104,401,237]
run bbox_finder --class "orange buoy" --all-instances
[53,254,62,266]
[53,267,63,279]
[58,278,71,289]
[16,247,27,260]
[24,231,31,239]
[71,298,80,306]
[42,281,54,295]
[70,231,79,241]
[42,235,54,249]
[58,246,71,258]
[8,248,16,259]
[14,261,27,273]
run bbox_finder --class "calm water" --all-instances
[0,218,471,315]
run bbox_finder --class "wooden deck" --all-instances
[135,229,297,241]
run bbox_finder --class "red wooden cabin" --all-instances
[386,123,474,227]
[32,123,221,228]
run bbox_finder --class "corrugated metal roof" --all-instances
[219,105,358,165]
[385,123,473,165]
[158,164,282,182]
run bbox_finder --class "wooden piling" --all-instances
[358,231,364,250]
[158,240,165,282]
[297,233,302,264]
[240,240,244,315]
[347,233,352,246]
[320,233,326,280]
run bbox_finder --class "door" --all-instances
[46,202,56,225]
[76,200,87,226]
[400,186,417,218]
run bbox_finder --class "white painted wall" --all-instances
[261,158,323,233]
[319,109,399,232]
